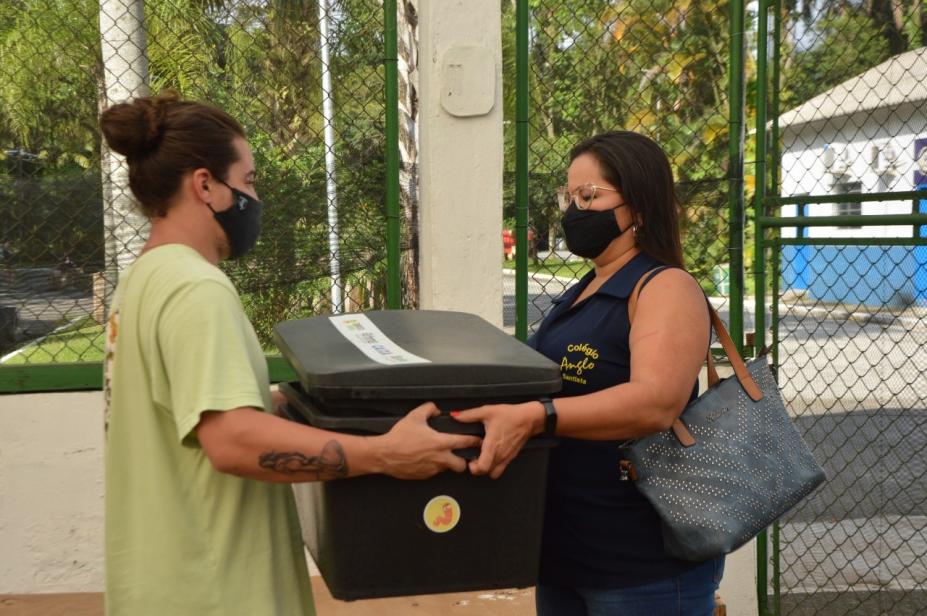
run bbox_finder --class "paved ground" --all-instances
[778,590,927,616]
[775,310,927,611]
[0,269,93,355]
[0,580,536,616]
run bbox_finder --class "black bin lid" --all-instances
[274,310,561,400]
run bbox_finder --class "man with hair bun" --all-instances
[100,92,480,616]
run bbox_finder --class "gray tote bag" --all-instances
[625,300,826,562]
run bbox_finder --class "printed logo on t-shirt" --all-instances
[560,342,599,386]
[103,309,119,436]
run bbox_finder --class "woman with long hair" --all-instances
[456,131,722,615]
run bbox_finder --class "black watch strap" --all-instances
[539,397,558,437]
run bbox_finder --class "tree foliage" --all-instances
[501,0,733,282]
[779,0,927,111]
[1,0,923,342]
[1,0,389,342]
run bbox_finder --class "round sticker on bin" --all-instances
[423,495,461,533]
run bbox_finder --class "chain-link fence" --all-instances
[5,0,927,610]
[760,0,927,613]
[501,0,738,337]
[772,241,927,615]
[0,0,407,371]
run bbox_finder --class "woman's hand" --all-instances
[452,402,545,479]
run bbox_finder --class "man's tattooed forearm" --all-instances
[258,440,348,480]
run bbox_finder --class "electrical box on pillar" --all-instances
[440,46,495,117]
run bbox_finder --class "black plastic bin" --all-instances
[274,310,562,600]
[275,310,562,416]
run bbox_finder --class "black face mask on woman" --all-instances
[560,202,626,259]
[208,179,264,259]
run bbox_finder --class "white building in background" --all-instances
[777,46,927,306]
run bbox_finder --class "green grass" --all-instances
[2,318,105,365]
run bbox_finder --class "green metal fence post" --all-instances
[384,0,401,309]
[772,190,927,205]
[754,0,769,355]
[514,0,529,342]
[770,2,782,613]
[762,212,927,227]
[770,0,781,217]
[916,197,922,239]
[728,0,746,354]
[754,0,770,613]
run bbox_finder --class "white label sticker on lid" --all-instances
[328,314,431,366]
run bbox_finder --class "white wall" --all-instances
[0,391,104,593]
[780,102,927,239]
[720,541,759,616]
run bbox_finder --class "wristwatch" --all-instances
[538,397,558,437]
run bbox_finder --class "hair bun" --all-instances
[100,90,179,158]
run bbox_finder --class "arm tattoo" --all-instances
[258,440,348,480]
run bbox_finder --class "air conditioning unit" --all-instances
[831,150,849,177]
[869,145,880,170]
[883,143,898,164]
[822,146,835,169]
[874,142,898,180]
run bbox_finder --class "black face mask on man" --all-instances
[560,202,627,259]
[207,178,264,259]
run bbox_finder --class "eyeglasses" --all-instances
[556,183,621,212]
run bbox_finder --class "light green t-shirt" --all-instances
[104,244,314,616]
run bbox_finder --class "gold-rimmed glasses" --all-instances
[556,183,620,212]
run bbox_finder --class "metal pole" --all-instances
[770,6,782,612]
[384,0,401,309]
[762,213,927,227]
[515,0,529,341]
[319,0,342,313]
[771,189,927,205]
[755,0,769,355]
[728,0,746,354]
[915,197,920,239]
[771,0,781,225]
[754,0,770,613]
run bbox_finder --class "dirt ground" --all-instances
[0,578,536,616]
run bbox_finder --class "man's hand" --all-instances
[452,402,545,479]
[270,388,288,417]
[374,403,483,480]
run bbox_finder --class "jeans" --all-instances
[535,556,725,616]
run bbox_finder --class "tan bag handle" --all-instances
[629,267,764,447]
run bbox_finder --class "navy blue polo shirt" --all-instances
[528,251,701,589]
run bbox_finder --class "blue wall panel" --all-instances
[781,244,927,307]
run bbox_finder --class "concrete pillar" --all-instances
[701,364,760,616]
[720,539,760,616]
[417,0,504,327]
